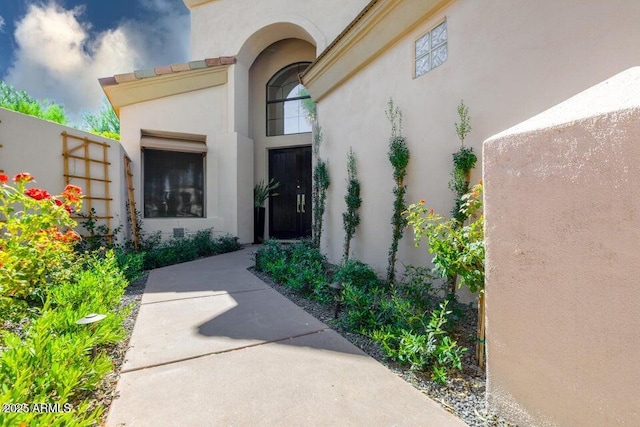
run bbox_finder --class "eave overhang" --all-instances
[301,0,451,102]
[99,57,236,117]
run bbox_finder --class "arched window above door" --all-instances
[266,62,312,136]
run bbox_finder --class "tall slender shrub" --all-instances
[449,100,477,223]
[312,123,330,248]
[385,99,410,285]
[342,148,361,260]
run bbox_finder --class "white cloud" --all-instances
[3,1,189,123]
[0,15,5,32]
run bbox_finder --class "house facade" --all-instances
[96,0,640,424]
[101,0,640,264]
[101,0,369,243]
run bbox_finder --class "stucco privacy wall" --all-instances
[483,67,640,426]
[0,108,129,239]
[311,0,640,279]
[119,84,254,243]
[188,0,369,63]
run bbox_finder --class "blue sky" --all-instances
[0,0,190,120]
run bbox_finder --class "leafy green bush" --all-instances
[334,259,380,291]
[372,300,466,383]
[254,240,467,384]
[0,251,129,426]
[254,239,288,273]
[254,240,330,303]
[0,174,82,321]
[142,232,241,270]
[397,265,448,313]
[115,249,145,282]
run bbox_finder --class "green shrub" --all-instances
[371,300,466,383]
[255,240,330,303]
[115,249,145,282]
[254,239,288,272]
[0,251,129,426]
[142,232,241,270]
[397,265,447,313]
[0,174,82,321]
[333,259,380,291]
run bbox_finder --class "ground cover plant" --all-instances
[0,173,130,425]
[253,240,467,383]
[254,239,331,303]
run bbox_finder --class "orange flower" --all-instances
[14,172,34,183]
[0,173,8,184]
[478,179,483,185]
[62,230,81,242]
[62,184,82,202]
[429,209,435,215]
[419,199,426,205]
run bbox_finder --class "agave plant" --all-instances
[254,178,280,208]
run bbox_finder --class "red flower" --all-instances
[429,209,435,215]
[0,173,8,184]
[53,198,63,207]
[24,188,52,201]
[14,173,34,183]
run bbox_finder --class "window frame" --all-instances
[414,19,448,78]
[141,148,207,219]
[265,62,312,137]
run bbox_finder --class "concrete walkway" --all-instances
[107,247,466,427]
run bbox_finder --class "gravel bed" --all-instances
[250,267,515,427]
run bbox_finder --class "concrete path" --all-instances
[107,247,466,427]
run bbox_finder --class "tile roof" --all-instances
[99,56,237,87]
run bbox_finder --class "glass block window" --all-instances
[143,150,205,218]
[267,62,313,136]
[415,20,447,78]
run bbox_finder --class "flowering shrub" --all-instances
[0,173,82,319]
[404,182,484,294]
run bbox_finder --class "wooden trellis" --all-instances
[61,131,113,242]
[123,155,140,250]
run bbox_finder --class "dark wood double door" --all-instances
[268,146,312,239]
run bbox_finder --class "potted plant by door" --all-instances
[254,178,280,243]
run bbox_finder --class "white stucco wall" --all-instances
[0,108,128,240]
[189,0,369,64]
[119,83,254,243]
[315,0,640,286]
[484,67,640,427]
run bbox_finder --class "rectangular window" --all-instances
[415,20,447,78]
[143,149,205,218]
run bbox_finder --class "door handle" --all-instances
[301,194,305,213]
[297,194,301,213]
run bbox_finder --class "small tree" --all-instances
[342,148,361,260]
[449,100,477,223]
[0,81,67,124]
[386,99,410,285]
[405,182,485,367]
[83,99,120,140]
[312,123,330,248]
